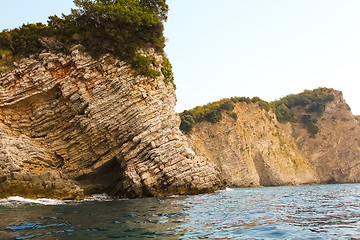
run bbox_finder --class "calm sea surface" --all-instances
[1,184,360,239]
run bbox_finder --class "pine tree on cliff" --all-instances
[0,0,171,77]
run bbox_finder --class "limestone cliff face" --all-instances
[0,47,222,199]
[188,90,360,187]
[291,90,360,184]
[188,103,319,187]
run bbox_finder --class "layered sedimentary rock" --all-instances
[188,103,319,187]
[188,90,360,187]
[291,90,360,184]
[0,47,222,199]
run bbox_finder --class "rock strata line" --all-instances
[0,47,222,199]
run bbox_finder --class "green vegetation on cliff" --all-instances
[272,88,335,123]
[355,115,360,123]
[180,88,335,137]
[272,88,335,137]
[0,0,173,80]
[179,97,269,133]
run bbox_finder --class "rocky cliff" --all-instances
[188,89,360,187]
[0,47,222,199]
[1,48,358,200]
[291,90,360,184]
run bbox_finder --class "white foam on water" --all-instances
[83,193,115,202]
[217,187,236,194]
[0,194,119,206]
[0,196,65,206]
[169,195,181,198]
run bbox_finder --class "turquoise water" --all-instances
[1,184,360,239]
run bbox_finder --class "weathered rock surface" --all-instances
[188,90,360,187]
[0,47,222,199]
[291,90,360,184]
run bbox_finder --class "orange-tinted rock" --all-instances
[0,47,222,199]
[188,89,360,187]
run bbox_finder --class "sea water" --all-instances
[1,184,360,239]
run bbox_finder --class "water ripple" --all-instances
[0,184,360,239]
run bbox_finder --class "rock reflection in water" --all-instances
[1,184,360,239]
[0,196,188,239]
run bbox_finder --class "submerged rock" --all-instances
[0,49,222,199]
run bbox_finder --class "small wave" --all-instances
[169,195,181,198]
[6,222,68,230]
[0,194,118,206]
[83,193,115,202]
[0,196,65,206]
[216,188,232,194]
[217,187,235,193]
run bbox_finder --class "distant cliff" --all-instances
[0,47,222,199]
[186,89,360,187]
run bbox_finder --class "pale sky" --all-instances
[1,1,360,114]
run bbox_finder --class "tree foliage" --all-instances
[226,111,238,120]
[0,23,51,56]
[180,112,195,133]
[180,88,335,137]
[179,96,269,133]
[67,0,167,57]
[274,103,294,123]
[0,0,171,79]
[272,88,334,117]
[161,56,175,88]
[272,88,335,137]
[301,114,319,138]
